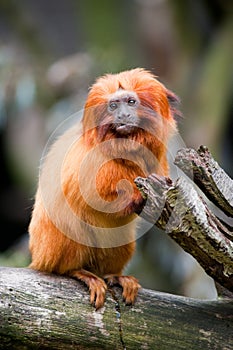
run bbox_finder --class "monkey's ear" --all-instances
[166,89,182,120]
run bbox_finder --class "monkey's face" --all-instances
[95,89,162,145]
[83,69,179,149]
[82,69,179,164]
[106,90,140,136]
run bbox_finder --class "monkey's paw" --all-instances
[124,195,145,216]
[69,269,107,310]
[106,275,141,305]
[88,277,108,310]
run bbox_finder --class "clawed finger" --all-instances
[105,275,141,305]
[89,279,107,309]
[119,276,141,305]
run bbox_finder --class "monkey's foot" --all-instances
[69,269,107,309]
[105,275,141,305]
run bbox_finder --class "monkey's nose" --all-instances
[116,114,130,123]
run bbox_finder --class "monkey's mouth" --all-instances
[97,122,140,141]
[111,123,138,135]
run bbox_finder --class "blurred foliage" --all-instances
[0,0,232,299]
[169,0,233,159]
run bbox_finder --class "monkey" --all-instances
[28,68,180,309]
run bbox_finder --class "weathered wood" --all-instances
[135,145,233,295]
[174,145,233,217]
[0,267,233,350]
[135,174,233,292]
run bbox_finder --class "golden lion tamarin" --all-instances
[29,68,179,309]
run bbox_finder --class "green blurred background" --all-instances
[0,0,232,299]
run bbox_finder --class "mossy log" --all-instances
[0,267,232,350]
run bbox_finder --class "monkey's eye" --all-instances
[128,98,136,106]
[109,101,118,111]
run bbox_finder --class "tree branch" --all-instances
[0,267,232,350]
[135,146,233,294]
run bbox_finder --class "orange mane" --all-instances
[84,68,174,121]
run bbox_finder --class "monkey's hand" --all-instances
[123,193,146,216]
[69,269,107,310]
[105,275,141,305]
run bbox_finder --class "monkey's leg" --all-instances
[105,275,141,305]
[69,269,107,309]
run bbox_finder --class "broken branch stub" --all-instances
[174,145,233,217]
